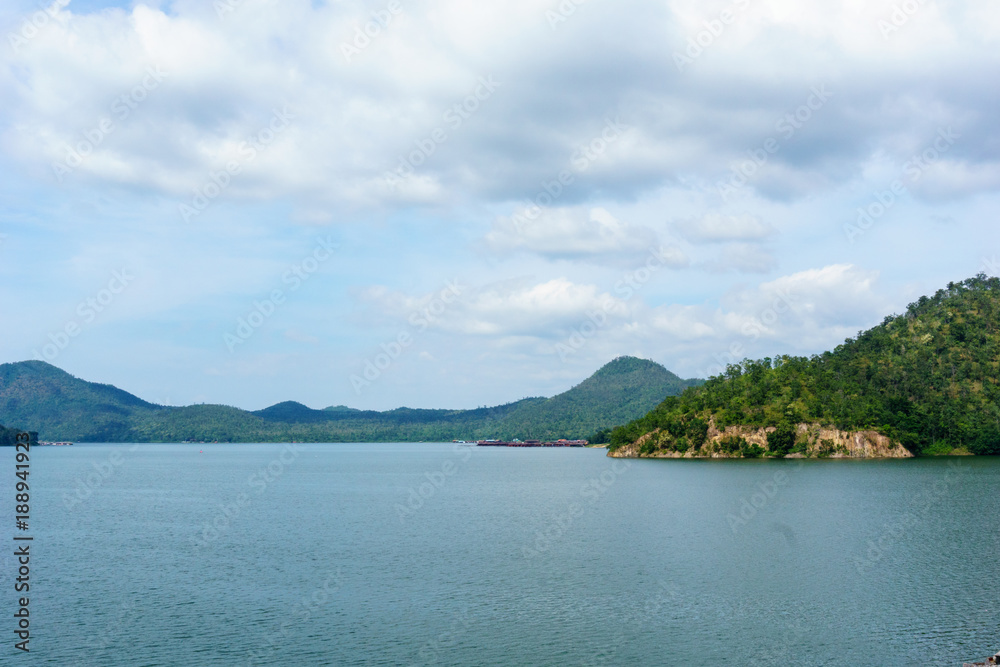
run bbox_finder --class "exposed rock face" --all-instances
[608,421,914,459]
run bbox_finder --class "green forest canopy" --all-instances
[608,274,1000,456]
[0,423,34,446]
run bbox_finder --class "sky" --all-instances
[0,0,998,411]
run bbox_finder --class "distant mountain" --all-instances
[0,361,158,442]
[608,274,1000,458]
[486,356,701,442]
[0,356,700,443]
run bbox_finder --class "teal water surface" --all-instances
[1,443,998,665]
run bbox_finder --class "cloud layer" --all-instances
[3,0,999,213]
[0,0,997,410]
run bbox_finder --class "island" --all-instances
[608,274,1000,459]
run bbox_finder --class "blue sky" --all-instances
[1,0,998,411]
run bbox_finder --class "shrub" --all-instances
[767,422,797,457]
[718,434,746,454]
[969,429,1000,456]
[686,418,709,449]
[923,440,954,456]
[591,428,612,445]
[817,439,835,458]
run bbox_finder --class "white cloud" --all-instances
[484,206,682,265]
[702,243,778,274]
[650,305,716,341]
[676,213,775,244]
[360,277,630,337]
[645,264,886,354]
[910,160,1000,202]
[751,264,886,327]
[359,264,886,362]
[2,0,999,411]
[1,0,998,214]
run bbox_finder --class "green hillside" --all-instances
[499,356,701,442]
[0,356,699,443]
[0,361,158,442]
[1,423,24,446]
[0,421,38,446]
[608,274,1000,457]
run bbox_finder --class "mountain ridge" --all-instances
[0,356,701,442]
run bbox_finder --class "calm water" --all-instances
[1,443,998,666]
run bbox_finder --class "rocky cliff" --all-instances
[608,421,913,459]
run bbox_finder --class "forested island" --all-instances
[608,274,1000,458]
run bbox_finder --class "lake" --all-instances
[2,443,998,665]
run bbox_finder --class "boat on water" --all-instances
[964,651,1000,666]
[37,441,74,446]
[476,439,587,447]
